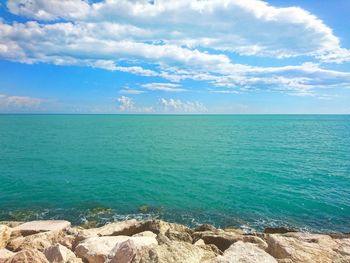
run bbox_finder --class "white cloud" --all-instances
[142,83,188,92]
[120,89,145,95]
[117,96,153,112]
[160,98,207,113]
[6,0,349,61]
[117,96,135,111]
[0,93,42,109]
[1,0,350,98]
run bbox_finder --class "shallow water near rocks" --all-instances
[0,114,349,232]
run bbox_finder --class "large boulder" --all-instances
[193,230,267,252]
[132,231,157,238]
[6,230,66,252]
[266,232,350,263]
[4,249,49,263]
[205,241,277,263]
[75,235,157,263]
[77,220,140,241]
[0,222,23,228]
[109,240,137,263]
[137,220,193,243]
[13,221,71,236]
[0,249,15,263]
[0,226,12,249]
[131,240,216,263]
[44,244,82,263]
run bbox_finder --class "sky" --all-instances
[0,0,350,114]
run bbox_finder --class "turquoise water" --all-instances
[0,115,349,232]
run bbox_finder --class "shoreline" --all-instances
[1,218,350,263]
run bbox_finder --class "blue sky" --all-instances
[0,0,350,113]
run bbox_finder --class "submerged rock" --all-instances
[4,249,49,263]
[13,221,71,236]
[205,241,277,263]
[0,226,12,249]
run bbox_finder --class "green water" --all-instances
[0,115,349,232]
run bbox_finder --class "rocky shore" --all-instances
[0,219,349,263]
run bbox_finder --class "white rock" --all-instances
[44,244,82,263]
[206,241,277,263]
[194,239,205,246]
[109,239,137,263]
[132,231,157,238]
[0,248,15,263]
[78,220,140,240]
[75,236,157,263]
[14,221,71,236]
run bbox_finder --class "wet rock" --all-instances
[75,235,157,263]
[4,249,49,263]
[0,226,12,249]
[205,241,277,263]
[13,221,71,236]
[131,240,216,263]
[44,244,82,263]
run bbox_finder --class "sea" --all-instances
[0,114,349,232]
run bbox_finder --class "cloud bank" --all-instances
[1,0,350,98]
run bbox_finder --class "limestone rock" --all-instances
[6,230,65,252]
[75,235,157,263]
[5,249,49,263]
[136,220,193,243]
[206,241,277,263]
[77,220,140,240]
[195,225,217,232]
[165,229,193,243]
[265,232,350,263]
[0,226,12,249]
[194,239,205,246]
[109,240,137,263]
[193,231,267,251]
[44,244,82,263]
[131,240,216,263]
[13,221,71,236]
[0,249,15,263]
[138,220,193,236]
[0,222,23,228]
[132,231,157,238]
